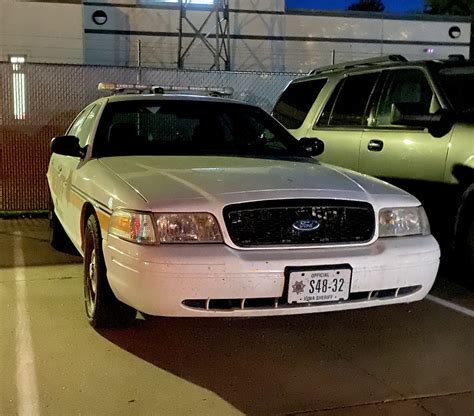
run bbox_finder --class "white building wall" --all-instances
[232,0,285,11]
[0,0,470,72]
[0,0,84,64]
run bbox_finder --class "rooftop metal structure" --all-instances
[177,0,231,71]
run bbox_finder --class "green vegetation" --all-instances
[424,0,473,16]
[347,0,385,12]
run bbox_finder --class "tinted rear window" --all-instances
[273,79,327,129]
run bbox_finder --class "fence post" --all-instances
[137,39,142,84]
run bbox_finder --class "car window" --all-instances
[93,100,308,159]
[67,106,92,138]
[375,69,439,128]
[317,73,379,127]
[68,104,99,147]
[273,79,327,129]
[77,104,99,147]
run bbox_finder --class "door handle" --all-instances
[368,139,384,152]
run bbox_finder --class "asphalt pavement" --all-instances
[0,218,472,415]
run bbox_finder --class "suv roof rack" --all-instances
[309,55,407,75]
[98,82,233,97]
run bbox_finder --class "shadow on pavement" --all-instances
[99,314,354,415]
[0,218,81,268]
[98,300,474,415]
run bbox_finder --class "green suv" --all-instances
[273,55,474,278]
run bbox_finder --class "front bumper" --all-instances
[103,235,440,317]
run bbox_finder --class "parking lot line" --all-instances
[13,232,40,416]
[427,294,474,318]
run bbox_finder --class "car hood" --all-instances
[99,156,415,211]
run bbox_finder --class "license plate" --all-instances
[287,267,352,304]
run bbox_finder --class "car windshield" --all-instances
[93,99,307,158]
[436,66,474,119]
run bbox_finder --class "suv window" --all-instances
[375,69,439,127]
[273,79,327,129]
[317,73,379,127]
[437,65,474,119]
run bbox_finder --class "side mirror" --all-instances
[299,137,324,157]
[51,135,86,158]
[391,103,454,138]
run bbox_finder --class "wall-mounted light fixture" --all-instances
[449,26,461,39]
[9,55,27,120]
[92,10,108,25]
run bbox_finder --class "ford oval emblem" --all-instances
[292,219,320,232]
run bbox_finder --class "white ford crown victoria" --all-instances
[47,84,440,328]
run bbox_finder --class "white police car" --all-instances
[47,83,440,328]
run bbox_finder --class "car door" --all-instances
[60,104,100,242]
[305,72,381,171]
[51,106,92,226]
[359,68,450,184]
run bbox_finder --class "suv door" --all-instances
[305,72,381,170]
[359,68,450,183]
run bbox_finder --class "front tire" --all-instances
[83,214,136,328]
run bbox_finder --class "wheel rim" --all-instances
[85,247,98,318]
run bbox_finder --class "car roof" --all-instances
[101,93,247,106]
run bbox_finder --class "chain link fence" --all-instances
[0,62,299,212]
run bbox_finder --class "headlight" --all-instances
[109,209,156,244]
[379,206,430,237]
[156,213,223,243]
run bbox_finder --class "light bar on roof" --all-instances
[98,82,233,96]
[98,82,151,93]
